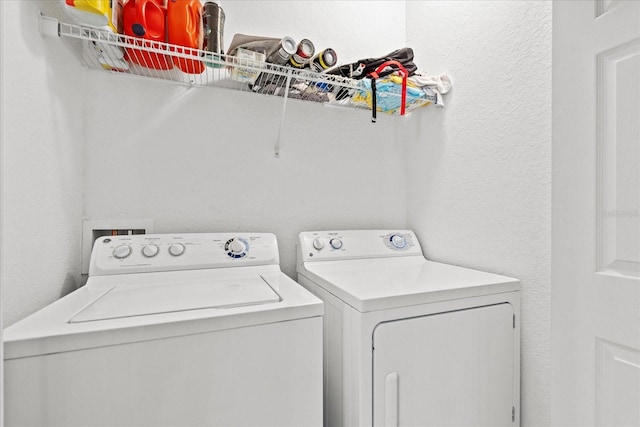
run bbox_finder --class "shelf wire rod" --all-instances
[274,69,293,158]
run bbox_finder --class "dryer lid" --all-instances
[70,276,281,323]
[300,257,519,312]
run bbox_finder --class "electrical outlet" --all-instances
[82,219,155,274]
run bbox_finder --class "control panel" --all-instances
[298,230,423,263]
[89,233,279,276]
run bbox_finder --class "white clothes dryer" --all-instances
[296,230,521,427]
[4,233,323,427]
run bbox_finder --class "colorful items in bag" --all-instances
[123,0,173,70]
[369,60,408,120]
[167,0,205,74]
[351,75,432,116]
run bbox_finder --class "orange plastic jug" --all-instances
[167,0,205,74]
[123,0,173,70]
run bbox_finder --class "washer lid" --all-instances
[70,276,281,323]
[4,267,322,360]
[300,257,520,312]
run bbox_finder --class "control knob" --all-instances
[228,238,245,254]
[312,238,325,250]
[169,243,185,256]
[113,244,132,259]
[142,244,159,258]
[390,234,407,249]
[329,238,343,250]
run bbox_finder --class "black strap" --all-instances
[371,76,377,123]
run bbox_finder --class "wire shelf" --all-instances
[40,15,362,109]
[37,11,442,156]
[39,13,435,117]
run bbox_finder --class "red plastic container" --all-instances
[123,0,173,70]
[167,0,204,74]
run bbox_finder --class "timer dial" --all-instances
[390,234,407,249]
[225,238,248,259]
[228,239,245,254]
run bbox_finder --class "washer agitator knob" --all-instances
[142,244,159,258]
[329,238,343,250]
[390,234,407,249]
[228,239,245,254]
[169,243,185,256]
[113,244,132,259]
[312,238,325,250]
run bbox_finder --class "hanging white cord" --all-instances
[274,69,293,158]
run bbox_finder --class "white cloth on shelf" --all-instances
[408,71,452,107]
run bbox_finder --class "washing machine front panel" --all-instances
[372,303,516,426]
[5,316,322,427]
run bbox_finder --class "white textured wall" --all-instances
[406,1,552,426]
[83,75,408,277]
[1,0,85,326]
[82,1,408,278]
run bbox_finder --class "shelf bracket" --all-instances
[38,12,60,38]
[274,70,293,158]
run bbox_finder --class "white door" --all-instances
[552,1,640,426]
[372,304,516,426]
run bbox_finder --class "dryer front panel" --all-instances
[372,303,515,427]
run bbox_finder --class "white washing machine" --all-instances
[296,230,521,427]
[4,233,323,427]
